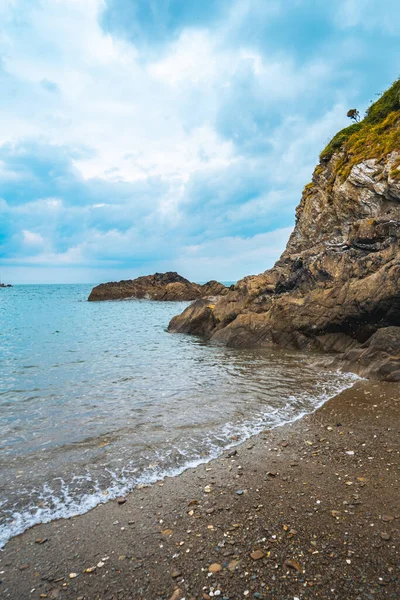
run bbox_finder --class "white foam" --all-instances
[0,370,359,550]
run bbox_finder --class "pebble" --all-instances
[380,532,391,540]
[204,486,212,493]
[382,515,394,522]
[208,563,222,573]
[250,550,265,561]
[283,559,303,573]
[236,490,244,495]
[228,560,241,572]
[69,573,78,579]
[117,497,127,505]
[172,570,182,578]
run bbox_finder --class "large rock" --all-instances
[342,327,400,381]
[88,272,228,302]
[169,80,400,380]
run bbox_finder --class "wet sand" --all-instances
[0,379,399,600]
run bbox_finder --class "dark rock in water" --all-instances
[88,272,228,302]
[168,80,400,380]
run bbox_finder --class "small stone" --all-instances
[169,589,183,600]
[161,529,173,536]
[380,532,391,540]
[228,559,241,571]
[204,486,212,493]
[267,471,278,477]
[69,573,78,579]
[35,538,48,544]
[85,566,96,573]
[227,449,238,457]
[382,515,394,522]
[250,550,265,561]
[236,489,244,495]
[117,497,126,505]
[283,559,303,573]
[208,563,222,573]
[172,570,182,578]
[96,561,105,568]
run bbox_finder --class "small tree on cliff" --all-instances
[347,108,360,122]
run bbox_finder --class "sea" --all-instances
[0,284,358,548]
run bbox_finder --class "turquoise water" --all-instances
[0,284,357,548]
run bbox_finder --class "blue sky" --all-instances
[0,0,399,283]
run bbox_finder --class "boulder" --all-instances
[342,327,400,381]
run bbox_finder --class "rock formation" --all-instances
[169,79,400,380]
[88,272,228,302]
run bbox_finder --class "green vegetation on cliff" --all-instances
[320,78,400,178]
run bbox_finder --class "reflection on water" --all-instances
[0,284,357,547]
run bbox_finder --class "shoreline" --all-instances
[1,380,399,599]
[0,365,357,552]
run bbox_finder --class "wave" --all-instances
[0,370,358,550]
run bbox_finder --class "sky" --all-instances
[0,0,399,284]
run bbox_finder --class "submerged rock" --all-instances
[168,80,400,380]
[88,272,228,302]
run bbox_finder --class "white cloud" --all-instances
[22,230,44,246]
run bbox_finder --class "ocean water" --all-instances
[0,284,357,548]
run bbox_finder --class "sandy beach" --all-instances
[0,379,399,600]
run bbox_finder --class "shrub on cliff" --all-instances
[320,78,400,165]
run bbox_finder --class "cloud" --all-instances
[0,0,399,283]
[22,230,45,246]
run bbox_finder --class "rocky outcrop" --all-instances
[168,80,400,380]
[88,272,228,302]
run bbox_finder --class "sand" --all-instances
[0,379,399,600]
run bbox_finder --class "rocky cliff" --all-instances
[88,272,228,302]
[169,80,400,381]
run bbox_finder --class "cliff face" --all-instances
[169,80,400,380]
[88,272,228,302]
